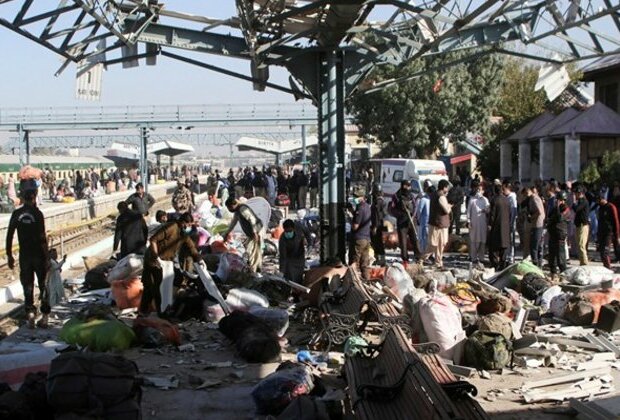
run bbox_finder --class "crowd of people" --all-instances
[7,156,620,329]
[348,175,620,285]
[203,165,319,209]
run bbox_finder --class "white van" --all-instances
[369,158,448,197]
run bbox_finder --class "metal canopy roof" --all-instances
[2,1,620,100]
[149,140,194,157]
[235,135,318,155]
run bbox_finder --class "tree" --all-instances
[580,161,600,184]
[348,50,504,158]
[477,58,547,179]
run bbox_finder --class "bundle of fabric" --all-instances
[218,311,281,363]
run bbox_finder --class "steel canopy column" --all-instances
[301,124,307,172]
[140,126,149,193]
[318,50,346,264]
[17,124,25,167]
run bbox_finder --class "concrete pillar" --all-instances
[565,134,581,182]
[500,140,513,179]
[518,139,531,183]
[539,138,554,181]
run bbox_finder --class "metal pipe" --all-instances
[301,124,307,172]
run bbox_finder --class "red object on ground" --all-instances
[211,240,229,254]
[582,288,620,323]
[368,266,386,280]
[111,278,143,310]
[133,317,181,346]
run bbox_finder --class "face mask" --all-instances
[183,226,192,234]
[284,231,294,239]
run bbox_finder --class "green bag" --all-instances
[60,318,135,351]
[464,330,512,371]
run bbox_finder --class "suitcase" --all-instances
[597,300,620,333]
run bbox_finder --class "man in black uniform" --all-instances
[6,189,50,328]
[547,191,570,276]
[113,201,148,258]
[391,180,420,265]
[370,183,386,266]
[448,177,465,235]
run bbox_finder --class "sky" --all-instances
[0,1,612,156]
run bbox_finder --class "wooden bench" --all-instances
[349,267,412,340]
[345,326,488,420]
[315,269,368,348]
[316,267,412,349]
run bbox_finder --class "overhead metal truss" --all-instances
[3,0,620,261]
[4,131,302,149]
[0,102,318,130]
[1,1,620,99]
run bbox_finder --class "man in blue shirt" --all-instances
[350,186,372,281]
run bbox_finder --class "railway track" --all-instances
[0,194,176,282]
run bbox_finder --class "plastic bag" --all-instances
[564,266,615,286]
[384,263,414,301]
[107,254,143,283]
[251,363,314,415]
[418,292,466,362]
[226,288,269,311]
[540,285,563,312]
[215,253,248,282]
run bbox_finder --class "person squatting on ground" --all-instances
[370,183,386,267]
[222,197,264,274]
[278,219,306,284]
[349,187,372,280]
[113,201,148,258]
[140,213,206,315]
[467,180,489,266]
[597,192,620,269]
[423,179,452,269]
[6,189,51,328]
[547,191,571,276]
[391,180,420,265]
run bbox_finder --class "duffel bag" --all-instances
[47,352,141,420]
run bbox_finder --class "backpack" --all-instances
[464,331,512,370]
[47,352,141,420]
[520,273,551,302]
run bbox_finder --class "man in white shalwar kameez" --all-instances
[467,181,490,265]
